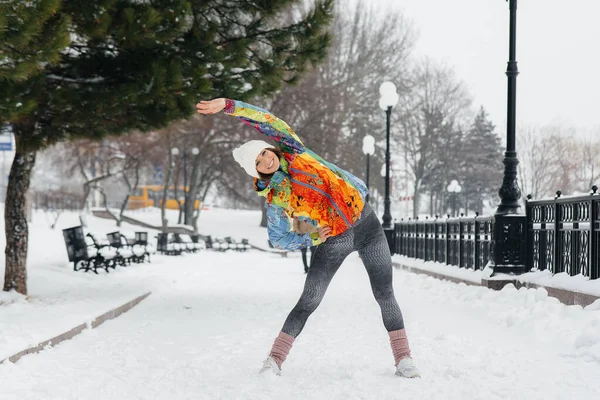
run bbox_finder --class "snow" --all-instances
[516,270,600,297]
[123,207,270,247]
[393,255,600,300]
[0,209,157,362]
[1,206,600,399]
[392,255,483,284]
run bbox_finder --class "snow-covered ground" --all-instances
[123,207,271,248]
[393,255,600,297]
[1,207,600,399]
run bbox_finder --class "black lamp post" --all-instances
[362,135,375,203]
[492,0,527,274]
[378,81,399,230]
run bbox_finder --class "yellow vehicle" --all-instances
[128,185,201,210]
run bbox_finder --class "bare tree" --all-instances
[517,126,562,199]
[579,137,600,191]
[158,127,177,232]
[109,132,162,226]
[48,140,129,213]
[394,59,472,217]
[266,0,416,182]
[169,108,263,229]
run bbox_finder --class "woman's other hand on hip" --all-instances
[318,226,332,243]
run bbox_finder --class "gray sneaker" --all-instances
[395,357,421,378]
[259,356,281,376]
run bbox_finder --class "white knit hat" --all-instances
[232,140,273,178]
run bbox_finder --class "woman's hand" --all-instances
[318,226,332,243]
[196,98,226,115]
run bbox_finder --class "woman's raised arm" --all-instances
[197,98,304,154]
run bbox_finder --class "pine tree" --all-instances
[459,107,504,213]
[1,0,70,295]
[0,0,334,294]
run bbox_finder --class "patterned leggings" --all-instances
[281,204,405,337]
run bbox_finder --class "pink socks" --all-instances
[269,331,295,368]
[268,330,409,369]
[389,329,411,366]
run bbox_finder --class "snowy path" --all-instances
[2,250,600,400]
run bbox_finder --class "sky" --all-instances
[382,0,600,135]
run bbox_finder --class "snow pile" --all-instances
[393,255,483,283]
[393,254,600,298]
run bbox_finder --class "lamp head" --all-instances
[362,135,375,155]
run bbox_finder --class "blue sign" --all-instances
[0,142,12,151]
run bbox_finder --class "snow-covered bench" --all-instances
[131,231,155,263]
[173,233,204,253]
[156,233,183,256]
[225,237,251,252]
[62,226,117,274]
[106,231,134,266]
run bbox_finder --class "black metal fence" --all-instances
[33,190,83,211]
[527,190,599,280]
[391,188,600,281]
[394,214,494,271]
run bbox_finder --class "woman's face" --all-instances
[255,149,280,175]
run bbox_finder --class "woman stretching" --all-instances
[196,98,420,378]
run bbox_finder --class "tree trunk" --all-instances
[185,156,200,226]
[161,154,174,233]
[117,194,130,227]
[412,183,420,219]
[4,136,36,295]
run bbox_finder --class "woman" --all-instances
[196,98,420,378]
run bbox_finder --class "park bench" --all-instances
[62,226,114,273]
[173,233,203,253]
[202,235,215,250]
[86,232,119,269]
[190,234,207,251]
[212,237,230,252]
[156,232,183,256]
[132,231,155,263]
[224,237,251,252]
[107,231,134,266]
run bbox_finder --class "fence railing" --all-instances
[391,188,600,281]
[527,190,599,280]
[394,214,494,271]
[33,190,84,211]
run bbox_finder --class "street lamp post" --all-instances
[447,180,462,217]
[378,81,399,230]
[492,0,527,275]
[362,135,375,203]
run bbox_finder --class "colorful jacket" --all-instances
[224,99,368,251]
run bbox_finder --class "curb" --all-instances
[393,262,600,308]
[1,291,151,364]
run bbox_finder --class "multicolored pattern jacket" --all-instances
[224,99,368,251]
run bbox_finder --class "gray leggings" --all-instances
[281,204,405,337]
